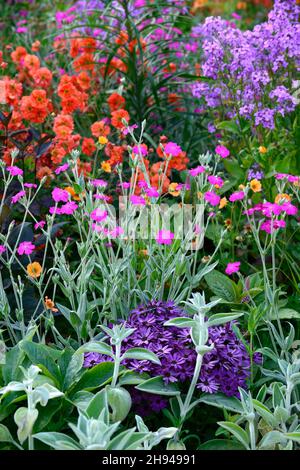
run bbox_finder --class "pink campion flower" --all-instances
[121,182,131,189]
[60,201,78,215]
[225,261,240,275]
[156,229,174,245]
[0,245,6,255]
[261,202,282,217]
[93,194,110,201]
[52,187,69,203]
[11,190,26,204]
[189,165,205,177]
[288,175,300,184]
[55,163,69,175]
[17,241,35,256]
[34,221,46,230]
[215,145,230,158]
[24,183,37,189]
[281,202,298,216]
[130,195,146,206]
[7,166,23,176]
[208,175,224,187]
[275,173,288,180]
[109,226,124,238]
[138,181,148,189]
[90,207,108,222]
[49,206,62,215]
[260,219,286,234]
[204,191,221,206]
[164,142,182,157]
[132,144,148,156]
[90,179,108,188]
[145,187,160,198]
[229,191,245,202]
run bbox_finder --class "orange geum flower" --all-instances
[168,182,180,197]
[219,197,228,209]
[101,161,112,173]
[64,186,82,201]
[91,120,110,138]
[44,296,58,312]
[98,136,108,145]
[111,109,130,129]
[275,193,291,204]
[30,89,49,109]
[24,54,40,71]
[107,93,126,112]
[250,179,262,192]
[27,262,42,279]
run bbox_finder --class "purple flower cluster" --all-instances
[192,0,300,130]
[84,301,258,413]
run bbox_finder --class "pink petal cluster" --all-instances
[11,190,26,204]
[229,191,245,202]
[7,166,23,176]
[52,187,70,203]
[17,241,35,256]
[208,175,224,187]
[225,261,240,275]
[156,229,174,245]
[204,191,221,206]
[90,208,108,222]
[189,165,205,177]
[215,145,230,158]
[130,195,146,206]
[0,245,6,255]
[164,142,182,157]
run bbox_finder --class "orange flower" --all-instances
[111,109,130,129]
[31,40,41,52]
[250,179,262,192]
[64,186,82,201]
[44,296,58,312]
[24,54,40,71]
[219,197,228,209]
[27,262,42,278]
[275,193,291,204]
[98,136,108,145]
[91,120,110,138]
[30,89,49,109]
[101,161,112,173]
[11,46,27,64]
[32,67,52,88]
[168,182,180,197]
[107,93,126,112]
[82,137,96,156]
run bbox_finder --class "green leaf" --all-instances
[77,341,113,358]
[70,362,114,394]
[207,312,243,327]
[122,348,161,364]
[118,371,148,386]
[164,317,196,328]
[252,400,278,427]
[284,432,300,443]
[198,439,245,450]
[199,393,243,413]
[136,376,180,396]
[20,341,61,386]
[86,389,108,420]
[217,421,249,449]
[33,432,81,450]
[205,270,238,303]
[14,407,38,444]
[269,308,300,321]
[0,424,14,443]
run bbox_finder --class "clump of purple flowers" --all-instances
[84,300,258,407]
[192,0,300,130]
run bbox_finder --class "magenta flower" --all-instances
[34,221,46,230]
[189,165,205,177]
[109,226,125,238]
[164,142,182,157]
[208,175,224,187]
[90,179,108,188]
[0,245,6,255]
[121,182,131,189]
[130,195,146,206]
[156,229,174,245]
[215,145,230,158]
[60,201,78,215]
[17,241,35,256]
[7,166,23,177]
[90,207,108,222]
[24,183,37,189]
[225,261,241,275]
[51,187,69,203]
[11,190,26,204]
[55,163,69,175]
[132,144,148,156]
[145,187,159,198]
[229,191,245,202]
[260,219,286,234]
[204,191,221,206]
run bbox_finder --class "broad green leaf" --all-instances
[136,376,180,396]
[199,393,243,413]
[269,308,300,321]
[122,348,161,364]
[252,400,278,427]
[14,407,38,444]
[198,439,245,450]
[217,421,249,449]
[205,270,238,303]
[0,424,14,443]
[207,312,243,327]
[33,432,81,450]
[77,341,113,358]
[70,362,114,394]
[164,317,196,328]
